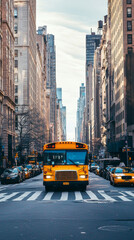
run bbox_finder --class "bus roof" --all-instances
[43,142,88,151]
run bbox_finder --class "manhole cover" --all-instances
[98,225,133,232]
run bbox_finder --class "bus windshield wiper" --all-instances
[68,159,78,167]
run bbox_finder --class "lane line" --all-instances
[43,192,54,201]
[0,192,19,202]
[98,190,116,202]
[0,193,6,199]
[75,191,83,201]
[13,192,31,201]
[117,195,132,202]
[86,191,99,200]
[60,192,68,201]
[125,191,134,197]
[27,191,42,201]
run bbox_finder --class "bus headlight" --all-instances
[45,175,52,179]
[80,175,86,179]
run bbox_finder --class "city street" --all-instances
[0,173,134,240]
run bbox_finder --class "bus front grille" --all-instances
[55,171,77,181]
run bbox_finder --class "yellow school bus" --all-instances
[43,141,89,191]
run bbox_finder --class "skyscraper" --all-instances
[109,0,134,156]
[46,34,57,141]
[85,32,101,146]
[76,83,85,142]
[2,0,15,164]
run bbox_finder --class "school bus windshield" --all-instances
[43,150,88,165]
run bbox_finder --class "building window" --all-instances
[128,47,133,53]
[127,34,132,44]
[127,0,132,4]
[14,23,18,34]
[14,73,18,82]
[15,85,18,93]
[15,115,18,130]
[127,8,132,17]
[127,21,132,31]
[15,96,18,104]
[15,60,18,68]
[14,8,18,18]
[15,107,18,112]
[15,49,18,57]
[15,37,18,45]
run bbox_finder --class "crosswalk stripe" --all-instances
[75,191,83,201]
[0,193,6,199]
[117,195,132,202]
[27,191,42,201]
[86,191,99,200]
[43,192,54,201]
[125,191,134,197]
[0,192,19,202]
[13,192,31,201]
[60,192,68,201]
[98,190,116,202]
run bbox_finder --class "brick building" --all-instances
[2,0,15,164]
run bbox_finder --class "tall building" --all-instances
[86,32,102,66]
[56,88,66,141]
[62,106,66,141]
[37,26,49,143]
[2,0,15,164]
[46,34,57,141]
[109,0,134,158]
[0,0,4,162]
[91,47,101,154]
[76,83,85,142]
[85,32,101,148]
[14,0,37,153]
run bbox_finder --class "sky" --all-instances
[37,0,107,141]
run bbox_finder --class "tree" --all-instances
[15,106,46,163]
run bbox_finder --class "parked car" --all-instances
[90,163,99,172]
[102,165,113,179]
[24,168,31,179]
[17,166,25,181]
[25,164,35,177]
[110,167,134,186]
[106,167,115,180]
[1,168,22,184]
[95,166,100,175]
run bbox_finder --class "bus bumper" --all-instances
[43,181,89,188]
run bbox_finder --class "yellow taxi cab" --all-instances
[24,168,30,179]
[110,167,134,186]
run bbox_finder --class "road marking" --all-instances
[75,191,83,201]
[117,195,132,202]
[125,191,134,197]
[60,192,68,201]
[0,193,6,199]
[86,191,99,200]
[98,190,116,202]
[43,192,54,201]
[0,192,19,202]
[13,192,31,201]
[27,191,42,201]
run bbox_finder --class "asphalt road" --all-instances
[0,172,134,240]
